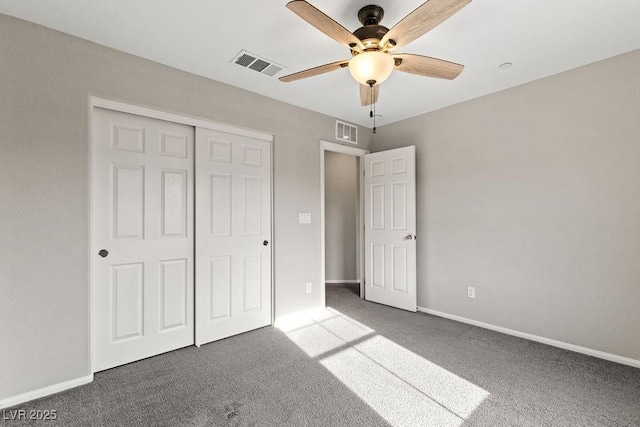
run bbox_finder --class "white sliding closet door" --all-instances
[195,128,272,346]
[92,108,194,372]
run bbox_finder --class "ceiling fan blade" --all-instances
[394,54,464,80]
[360,84,380,106]
[381,0,471,51]
[279,59,350,82]
[287,1,364,50]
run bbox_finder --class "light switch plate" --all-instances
[299,213,311,224]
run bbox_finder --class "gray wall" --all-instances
[373,49,640,361]
[0,14,372,401]
[324,151,358,282]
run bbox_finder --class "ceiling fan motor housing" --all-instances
[354,5,389,50]
[353,25,389,47]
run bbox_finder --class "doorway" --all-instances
[320,141,368,306]
[321,140,418,312]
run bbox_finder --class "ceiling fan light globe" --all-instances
[348,51,394,86]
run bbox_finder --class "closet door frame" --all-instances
[88,96,274,373]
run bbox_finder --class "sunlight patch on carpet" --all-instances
[275,307,374,357]
[277,307,489,426]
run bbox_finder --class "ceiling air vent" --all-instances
[336,120,358,144]
[231,50,284,78]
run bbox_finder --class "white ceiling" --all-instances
[2,0,640,127]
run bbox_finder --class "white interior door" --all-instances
[92,108,194,371]
[195,128,272,346]
[364,146,417,312]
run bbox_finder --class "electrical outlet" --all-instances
[306,282,312,293]
[467,286,476,299]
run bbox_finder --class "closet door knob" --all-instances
[263,240,269,246]
[98,249,109,258]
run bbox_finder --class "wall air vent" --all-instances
[231,50,284,78]
[335,120,358,144]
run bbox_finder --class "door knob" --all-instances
[405,235,413,240]
[98,249,109,258]
[263,240,269,246]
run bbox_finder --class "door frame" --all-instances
[88,96,274,373]
[320,140,369,305]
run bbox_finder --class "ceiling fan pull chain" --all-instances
[373,83,377,134]
[369,80,374,118]
[373,100,377,134]
[367,81,376,134]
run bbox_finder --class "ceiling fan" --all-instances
[279,0,471,107]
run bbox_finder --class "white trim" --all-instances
[90,96,273,142]
[270,139,276,328]
[321,140,367,157]
[0,374,94,409]
[418,307,640,369]
[320,140,369,305]
[87,95,95,373]
[325,280,360,284]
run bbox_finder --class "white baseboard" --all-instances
[325,280,360,284]
[0,374,94,409]
[418,307,640,369]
